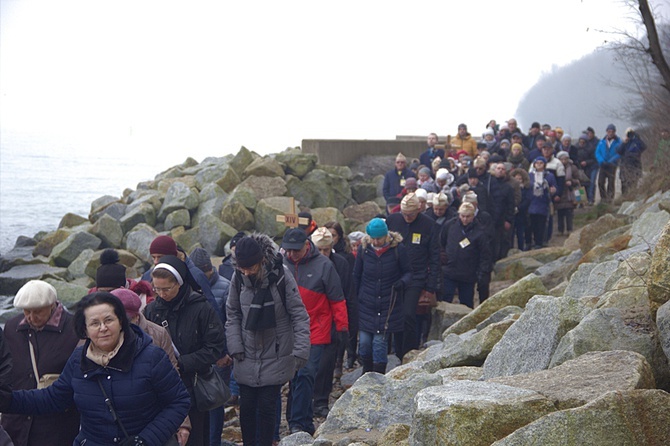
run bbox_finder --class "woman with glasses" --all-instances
[144,255,226,446]
[0,292,190,446]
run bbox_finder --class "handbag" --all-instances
[192,366,231,412]
[28,340,59,389]
[417,290,438,308]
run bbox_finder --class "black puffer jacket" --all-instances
[440,217,492,283]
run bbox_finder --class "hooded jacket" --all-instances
[225,233,310,387]
[283,241,348,345]
[8,326,190,446]
[354,232,412,334]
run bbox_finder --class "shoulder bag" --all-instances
[192,366,231,412]
[28,339,59,389]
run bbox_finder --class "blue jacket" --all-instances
[208,269,231,323]
[596,136,622,165]
[354,233,412,334]
[8,326,190,446]
[528,171,557,216]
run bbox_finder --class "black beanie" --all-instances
[96,249,126,288]
[235,237,263,268]
[467,167,479,179]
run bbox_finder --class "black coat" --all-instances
[440,217,492,283]
[487,177,515,227]
[386,212,440,292]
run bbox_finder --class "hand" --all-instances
[294,356,308,372]
[232,353,245,362]
[549,186,557,195]
[216,355,232,368]
[177,428,190,446]
[553,196,561,202]
[336,330,349,346]
[581,161,586,167]
[392,280,404,292]
[119,436,146,446]
[504,221,511,231]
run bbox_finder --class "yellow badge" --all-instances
[412,233,421,244]
[459,238,471,248]
[400,178,406,187]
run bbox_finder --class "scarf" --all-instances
[86,332,125,367]
[244,263,278,331]
[533,172,545,197]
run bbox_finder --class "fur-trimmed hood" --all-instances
[231,232,281,270]
[360,231,403,250]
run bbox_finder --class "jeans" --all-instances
[358,330,389,363]
[287,344,325,434]
[238,384,281,446]
[588,168,598,203]
[443,277,475,308]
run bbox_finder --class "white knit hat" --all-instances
[13,280,57,309]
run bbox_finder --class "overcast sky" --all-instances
[0,0,654,161]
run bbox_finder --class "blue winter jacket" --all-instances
[528,171,557,216]
[596,136,622,165]
[8,326,190,446]
[354,232,412,334]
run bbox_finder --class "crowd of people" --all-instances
[0,119,663,446]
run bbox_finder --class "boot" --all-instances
[373,362,387,374]
[362,356,373,374]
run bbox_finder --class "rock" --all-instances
[221,201,255,232]
[563,260,620,299]
[342,202,382,225]
[90,195,120,214]
[377,423,410,446]
[157,176,197,194]
[350,182,379,204]
[409,381,555,446]
[318,164,354,180]
[67,249,95,279]
[194,165,228,191]
[275,149,318,178]
[0,264,70,295]
[549,304,670,388]
[482,296,592,379]
[122,224,159,264]
[90,202,127,223]
[580,234,632,264]
[32,229,72,257]
[494,257,543,281]
[158,182,200,221]
[648,221,670,315]
[628,210,670,248]
[239,175,288,201]
[192,196,227,228]
[285,175,317,208]
[50,232,102,267]
[310,208,346,229]
[301,170,354,209]
[43,279,89,309]
[89,214,123,248]
[436,366,484,383]
[579,213,628,254]
[491,390,670,446]
[199,183,227,203]
[278,431,315,446]
[242,156,285,179]
[0,245,39,274]
[224,185,258,212]
[255,197,299,237]
[164,209,191,231]
[119,202,157,234]
[443,274,547,337]
[229,146,257,174]
[427,302,472,342]
[215,168,241,193]
[534,249,582,290]
[198,215,237,256]
[126,191,162,213]
[490,350,655,410]
[475,306,524,331]
[174,227,201,255]
[658,300,670,366]
[602,252,651,295]
[59,213,88,228]
[316,371,442,436]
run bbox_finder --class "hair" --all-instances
[73,292,131,339]
[324,221,352,254]
[151,267,178,282]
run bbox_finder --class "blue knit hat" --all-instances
[534,156,547,164]
[366,218,388,238]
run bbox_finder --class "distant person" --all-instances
[1,280,80,446]
[555,151,580,236]
[510,168,532,251]
[528,156,557,248]
[617,128,647,195]
[596,124,622,203]
[506,118,524,139]
[419,133,445,168]
[450,124,477,158]
[487,163,515,260]
[89,248,155,309]
[382,153,416,203]
[219,231,246,281]
[576,133,598,205]
[298,212,318,236]
[523,122,543,153]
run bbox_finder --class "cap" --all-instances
[311,227,334,248]
[282,228,308,251]
[96,249,126,289]
[111,288,141,319]
[149,236,177,256]
[235,236,264,268]
[366,218,388,238]
[190,247,213,272]
[458,202,476,215]
[606,123,616,132]
[14,280,57,309]
[400,193,421,213]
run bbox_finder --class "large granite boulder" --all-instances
[444,274,547,337]
[164,209,191,231]
[310,207,346,228]
[67,249,95,279]
[43,279,89,309]
[90,195,120,214]
[32,229,72,257]
[50,232,102,267]
[490,350,655,410]
[647,220,670,315]
[215,167,241,193]
[173,227,201,255]
[301,169,353,209]
[255,197,298,237]
[628,209,670,248]
[482,296,592,379]
[494,257,543,281]
[533,249,582,289]
[122,223,159,264]
[157,176,197,194]
[342,201,382,226]
[90,202,128,224]
[410,381,555,446]
[275,149,318,178]
[198,183,227,203]
[59,213,88,228]
[224,185,259,213]
[427,302,472,342]
[126,191,162,212]
[191,196,226,229]
[351,181,379,204]
[229,146,257,174]
[579,214,628,254]
[194,165,228,191]
[119,202,157,234]
[492,390,670,446]
[198,215,237,256]
[657,300,670,367]
[157,182,199,221]
[238,175,287,201]
[242,156,285,179]
[318,164,354,180]
[316,371,442,437]
[0,264,70,295]
[221,201,255,232]
[563,260,620,299]
[89,214,123,248]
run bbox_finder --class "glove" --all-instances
[119,436,147,446]
[392,280,404,292]
[294,356,308,372]
[336,330,349,346]
[232,353,245,362]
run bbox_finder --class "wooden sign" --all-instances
[275,198,309,229]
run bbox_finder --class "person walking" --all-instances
[595,124,622,203]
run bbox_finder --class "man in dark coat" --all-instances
[487,163,515,261]
[382,153,416,202]
[1,280,80,446]
[386,193,440,359]
[419,133,445,168]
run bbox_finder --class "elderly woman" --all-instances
[353,218,411,374]
[0,292,190,446]
[226,234,310,446]
[144,255,226,446]
[1,280,81,446]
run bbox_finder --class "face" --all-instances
[151,254,163,265]
[317,244,333,257]
[512,174,523,184]
[542,146,554,158]
[484,134,493,141]
[562,138,571,147]
[401,210,419,223]
[579,139,586,146]
[459,212,475,226]
[468,177,479,187]
[371,236,387,248]
[511,145,521,156]
[237,263,261,276]
[560,156,569,166]
[85,303,122,353]
[395,158,406,170]
[433,204,448,217]
[536,139,545,150]
[458,127,467,137]
[285,241,310,263]
[508,120,518,131]
[512,135,522,144]
[427,133,438,147]
[494,163,506,178]
[606,129,616,138]
[152,276,180,301]
[23,304,55,329]
[419,172,430,182]
[534,161,546,171]
[327,228,340,245]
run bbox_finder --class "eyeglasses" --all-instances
[152,283,178,295]
[86,316,119,330]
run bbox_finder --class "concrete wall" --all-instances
[302,139,427,167]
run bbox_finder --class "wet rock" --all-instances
[0,264,70,295]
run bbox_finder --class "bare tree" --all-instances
[638,0,670,93]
